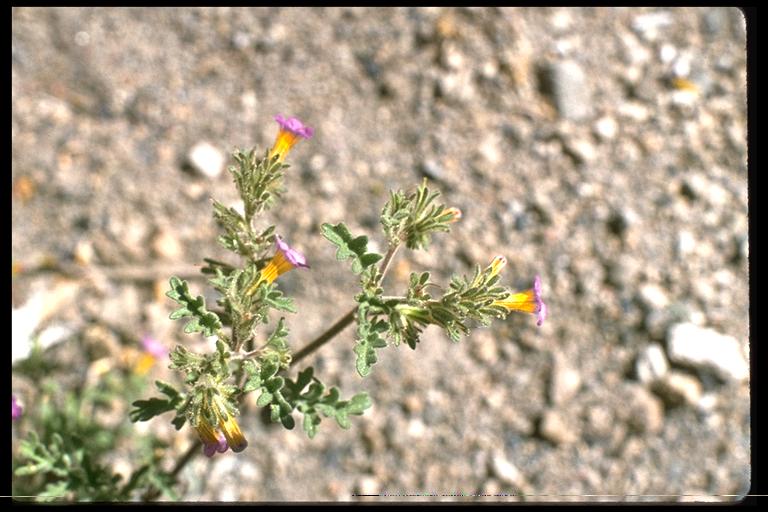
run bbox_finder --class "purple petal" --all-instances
[533,275,548,326]
[274,114,314,139]
[275,236,310,269]
[202,443,217,457]
[141,336,169,359]
[12,395,22,420]
[216,434,229,453]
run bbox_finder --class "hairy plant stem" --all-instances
[144,244,401,502]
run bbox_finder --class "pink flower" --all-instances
[12,395,22,420]
[246,235,310,295]
[141,336,169,359]
[268,115,314,163]
[493,275,548,327]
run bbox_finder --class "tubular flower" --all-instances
[442,207,462,223]
[12,395,22,421]
[195,417,229,457]
[247,236,310,295]
[211,394,248,453]
[493,275,548,326]
[488,255,507,278]
[268,114,314,163]
[217,412,248,453]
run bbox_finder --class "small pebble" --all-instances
[490,454,523,486]
[539,410,578,445]
[652,371,703,407]
[187,141,225,179]
[593,116,618,141]
[635,343,669,384]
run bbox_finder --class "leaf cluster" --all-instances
[380,179,457,250]
[228,149,287,220]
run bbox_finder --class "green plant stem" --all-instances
[145,244,401,502]
[141,441,199,502]
[290,243,400,366]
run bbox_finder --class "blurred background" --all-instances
[12,7,749,502]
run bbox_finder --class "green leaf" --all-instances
[155,380,180,401]
[346,392,372,415]
[242,359,262,393]
[265,376,285,393]
[256,391,273,407]
[280,415,295,429]
[302,412,321,439]
[263,287,297,313]
[129,397,176,422]
[166,276,222,337]
[321,222,383,274]
[354,306,389,378]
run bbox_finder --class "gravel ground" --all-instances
[12,7,749,502]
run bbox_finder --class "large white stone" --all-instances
[667,323,749,381]
[187,141,225,179]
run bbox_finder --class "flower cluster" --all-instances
[193,395,248,457]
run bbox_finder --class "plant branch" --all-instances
[289,243,400,367]
[144,245,401,502]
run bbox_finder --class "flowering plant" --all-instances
[13,114,546,501]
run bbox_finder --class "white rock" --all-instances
[407,418,426,438]
[539,410,578,445]
[632,11,673,41]
[544,60,591,121]
[636,343,669,384]
[491,455,522,486]
[593,116,618,140]
[550,355,582,404]
[356,476,380,496]
[618,102,650,122]
[12,292,45,363]
[639,284,669,310]
[36,324,75,350]
[567,138,597,164]
[673,53,692,78]
[677,230,696,257]
[187,141,225,179]
[667,322,749,381]
[659,44,677,64]
[442,43,464,70]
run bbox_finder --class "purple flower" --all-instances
[492,274,548,327]
[532,275,548,327]
[268,115,314,162]
[275,235,310,270]
[141,336,169,359]
[197,419,230,457]
[202,432,229,458]
[12,395,22,420]
[273,115,314,139]
[247,236,310,295]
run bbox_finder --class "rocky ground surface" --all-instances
[12,7,749,502]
